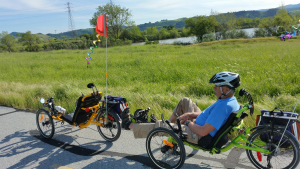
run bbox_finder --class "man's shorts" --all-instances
[173,97,201,117]
[132,97,202,144]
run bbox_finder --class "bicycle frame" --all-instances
[52,104,105,129]
[167,103,271,155]
[45,92,107,129]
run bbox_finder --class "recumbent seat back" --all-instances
[72,93,102,124]
[198,106,247,151]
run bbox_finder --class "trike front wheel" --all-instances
[246,128,300,169]
[36,108,55,139]
[146,127,186,169]
[96,109,121,142]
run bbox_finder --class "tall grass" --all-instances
[1,37,300,125]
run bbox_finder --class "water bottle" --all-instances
[55,106,66,115]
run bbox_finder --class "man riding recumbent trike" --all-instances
[36,83,129,142]
[141,72,300,169]
[146,88,300,169]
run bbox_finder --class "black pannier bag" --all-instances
[104,95,128,115]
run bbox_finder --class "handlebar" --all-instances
[44,97,58,114]
[87,83,99,95]
[176,117,183,136]
[47,97,54,103]
[239,88,254,116]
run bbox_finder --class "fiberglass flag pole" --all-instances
[104,14,108,115]
[96,14,107,113]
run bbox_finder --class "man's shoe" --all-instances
[121,107,132,130]
[150,114,158,123]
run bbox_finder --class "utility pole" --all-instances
[66,2,76,38]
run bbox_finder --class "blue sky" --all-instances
[1,0,299,34]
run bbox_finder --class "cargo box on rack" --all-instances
[256,109,300,147]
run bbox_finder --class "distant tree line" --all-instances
[253,6,300,37]
[1,3,300,53]
[186,6,300,43]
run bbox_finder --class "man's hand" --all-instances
[179,113,190,124]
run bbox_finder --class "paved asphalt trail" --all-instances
[0,106,255,169]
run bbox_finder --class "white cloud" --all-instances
[1,0,300,34]
[0,0,57,10]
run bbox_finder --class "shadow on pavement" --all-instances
[0,128,255,169]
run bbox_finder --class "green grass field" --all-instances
[1,37,300,129]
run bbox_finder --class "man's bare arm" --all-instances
[187,122,215,137]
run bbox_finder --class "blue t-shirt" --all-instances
[195,96,240,137]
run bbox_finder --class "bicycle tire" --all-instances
[146,127,186,169]
[246,128,300,169]
[36,108,55,139]
[96,109,121,142]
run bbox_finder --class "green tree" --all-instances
[130,26,143,42]
[295,13,300,23]
[180,27,190,37]
[159,28,170,39]
[80,34,91,40]
[185,16,218,42]
[18,31,41,52]
[273,7,293,30]
[61,36,67,41]
[236,17,260,29]
[146,26,159,40]
[163,25,175,30]
[90,1,134,40]
[0,31,16,52]
[169,28,178,38]
[211,11,239,39]
[119,29,132,40]
[258,17,274,36]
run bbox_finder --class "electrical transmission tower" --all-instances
[66,2,76,38]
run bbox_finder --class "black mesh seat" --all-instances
[71,96,85,124]
[197,106,248,151]
[60,96,84,125]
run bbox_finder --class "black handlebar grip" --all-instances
[239,88,245,96]
[177,117,182,132]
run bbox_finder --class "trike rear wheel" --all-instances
[96,110,121,142]
[146,127,186,169]
[36,108,55,139]
[246,128,300,169]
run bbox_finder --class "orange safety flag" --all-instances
[96,14,107,37]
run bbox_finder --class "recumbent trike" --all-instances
[145,88,300,169]
[36,83,129,142]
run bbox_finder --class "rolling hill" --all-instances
[10,3,300,39]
